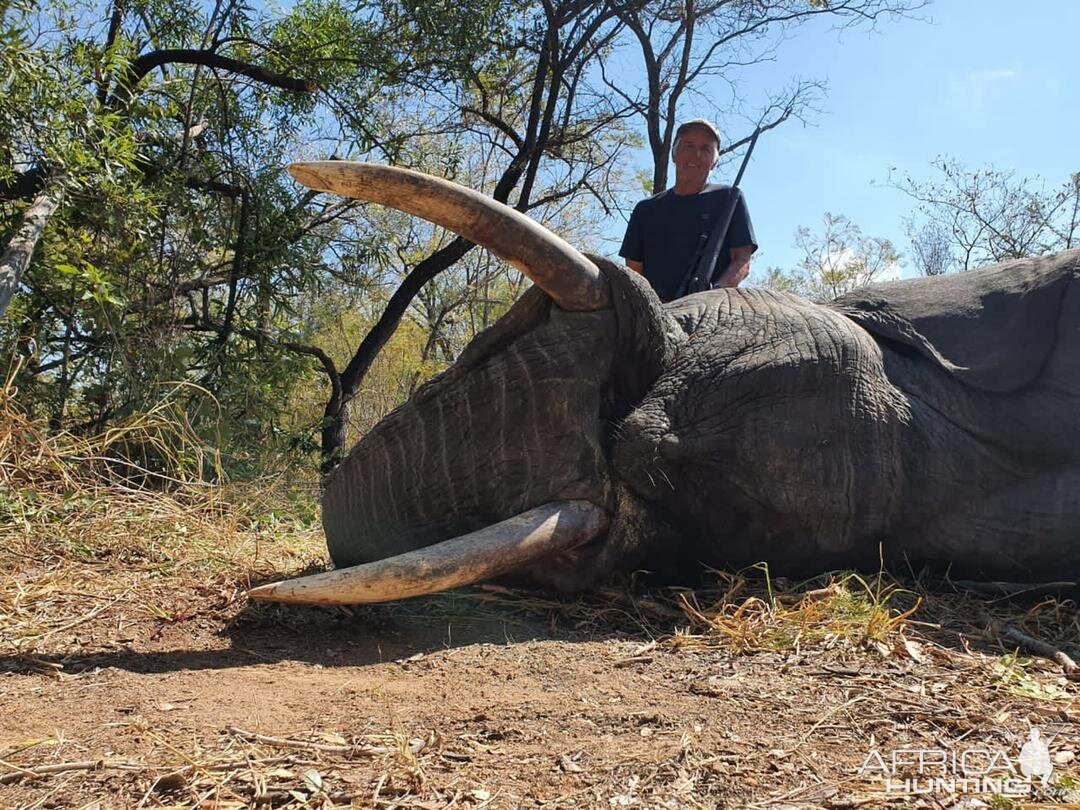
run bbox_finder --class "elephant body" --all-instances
[323,247,1080,588]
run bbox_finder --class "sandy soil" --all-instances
[2,569,1079,809]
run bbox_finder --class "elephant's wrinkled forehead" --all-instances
[662,287,830,337]
[657,287,891,399]
[615,286,903,485]
[615,286,908,564]
[659,288,894,386]
[321,299,618,567]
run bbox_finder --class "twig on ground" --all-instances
[0,758,133,784]
[954,580,1078,600]
[0,753,301,787]
[789,695,872,752]
[226,725,428,757]
[1000,623,1080,681]
[30,592,130,642]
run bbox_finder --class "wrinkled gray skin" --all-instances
[323,248,1080,589]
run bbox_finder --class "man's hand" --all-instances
[626,259,645,276]
[716,245,754,288]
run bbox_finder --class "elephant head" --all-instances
[249,163,686,603]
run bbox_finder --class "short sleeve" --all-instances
[619,202,646,262]
[729,190,758,252]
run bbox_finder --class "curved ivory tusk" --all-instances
[288,161,610,312]
[247,500,610,605]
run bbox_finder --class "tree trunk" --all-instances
[0,188,63,320]
[319,236,474,473]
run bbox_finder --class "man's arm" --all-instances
[714,190,757,288]
[619,201,647,277]
[715,245,753,287]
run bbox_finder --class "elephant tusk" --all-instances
[247,500,610,605]
[287,161,610,312]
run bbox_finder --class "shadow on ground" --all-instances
[4,566,1076,682]
[1,583,659,677]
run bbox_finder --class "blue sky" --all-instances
[620,0,1080,278]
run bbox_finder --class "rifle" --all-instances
[678,125,761,297]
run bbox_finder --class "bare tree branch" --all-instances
[110,49,316,106]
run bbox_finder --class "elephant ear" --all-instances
[834,250,1079,393]
[590,255,683,411]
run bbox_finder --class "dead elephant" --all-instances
[250,163,1080,605]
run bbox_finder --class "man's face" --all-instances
[672,126,718,188]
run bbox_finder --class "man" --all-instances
[620,119,757,302]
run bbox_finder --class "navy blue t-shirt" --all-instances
[619,185,757,302]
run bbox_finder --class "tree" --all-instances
[906,218,952,276]
[606,0,923,195]
[758,265,802,294]
[0,0,945,487]
[1,0,644,476]
[766,212,899,300]
[0,0,142,319]
[894,157,1080,272]
[0,0,379,459]
[0,190,63,318]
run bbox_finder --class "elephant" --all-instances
[249,163,1080,605]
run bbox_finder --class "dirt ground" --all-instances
[2,537,1079,810]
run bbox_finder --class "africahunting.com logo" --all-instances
[858,728,1066,797]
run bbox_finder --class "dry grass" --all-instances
[669,568,920,655]
[0,724,439,805]
[0,371,325,662]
